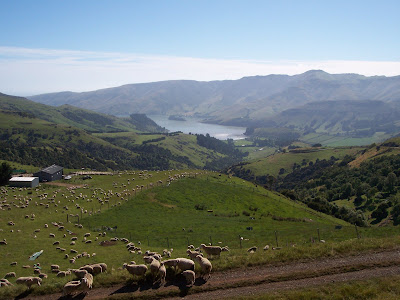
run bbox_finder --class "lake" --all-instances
[148,115,246,140]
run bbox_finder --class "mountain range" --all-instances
[29,70,400,126]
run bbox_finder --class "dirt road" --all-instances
[24,248,400,299]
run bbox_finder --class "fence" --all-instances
[84,223,398,250]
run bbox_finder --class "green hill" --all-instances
[0,93,245,170]
[0,93,164,133]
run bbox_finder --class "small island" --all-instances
[168,115,187,121]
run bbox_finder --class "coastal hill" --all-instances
[29,70,400,126]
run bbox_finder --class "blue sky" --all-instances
[1,0,399,95]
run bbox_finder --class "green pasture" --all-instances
[243,147,361,177]
[1,170,400,298]
[300,132,393,147]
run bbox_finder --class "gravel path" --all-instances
[23,248,400,300]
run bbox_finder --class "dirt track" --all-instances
[23,248,400,299]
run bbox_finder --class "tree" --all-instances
[0,162,12,185]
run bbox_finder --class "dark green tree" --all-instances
[0,162,12,185]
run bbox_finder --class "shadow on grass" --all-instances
[109,272,208,298]
[57,292,88,300]
[15,289,33,300]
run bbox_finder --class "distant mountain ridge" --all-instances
[28,70,400,126]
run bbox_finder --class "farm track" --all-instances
[24,248,400,300]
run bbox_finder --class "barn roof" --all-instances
[40,164,63,174]
[9,177,38,182]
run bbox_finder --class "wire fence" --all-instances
[85,223,398,250]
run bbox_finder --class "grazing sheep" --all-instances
[51,264,60,270]
[72,269,88,279]
[16,276,42,288]
[10,262,17,266]
[62,280,82,296]
[200,244,222,258]
[38,273,47,279]
[80,265,93,274]
[186,249,203,260]
[98,263,107,272]
[90,264,102,275]
[221,246,230,252]
[195,255,212,280]
[4,272,16,278]
[49,233,55,238]
[182,270,195,287]
[263,245,270,251]
[122,263,148,281]
[143,256,160,282]
[56,270,71,277]
[157,262,166,285]
[247,246,257,253]
[0,278,12,286]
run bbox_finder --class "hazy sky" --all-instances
[1,0,399,95]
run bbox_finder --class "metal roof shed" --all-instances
[9,177,39,188]
[33,164,63,182]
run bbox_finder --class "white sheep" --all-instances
[62,280,82,296]
[200,244,222,258]
[157,262,166,285]
[72,269,88,279]
[4,272,16,278]
[143,256,161,282]
[16,276,42,289]
[247,246,257,253]
[195,255,212,280]
[122,263,148,281]
[0,279,12,286]
[186,249,203,260]
[182,270,195,287]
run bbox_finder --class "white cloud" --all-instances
[0,46,399,96]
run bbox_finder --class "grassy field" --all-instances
[242,147,362,177]
[300,132,393,147]
[1,170,400,298]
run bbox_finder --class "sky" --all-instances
[1,0,399,96]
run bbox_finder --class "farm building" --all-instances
[9,177,39,188]
[33,164,63,182]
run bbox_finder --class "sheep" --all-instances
[98,262,108,272]
[182,270,195,287]
[186,249,203,260]
[57,270,71,277]
[72,269,88,279]
[38,273,47,279]
[0,278,12,286]
[4,272,16,278]
[51,264,60,270]
[16,276,42,289]
[49,233,55,238]
[143,256,160,282]
[62,280,82,296]
[90,264,103,275]
[157,262,166,285]
[80,265,93,274]
[247,246,257,253]
[263,245,270,251]
[200,244,222,258]
[195,255,212,280]
[122,263,148,281]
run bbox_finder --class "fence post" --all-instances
[355,224,360,239]
[209,236,212,245]
[275,231,279,247]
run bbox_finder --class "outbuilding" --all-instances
[9,177,39,188]
[34,165,63,182]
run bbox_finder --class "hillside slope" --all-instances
[28,70,400,126]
